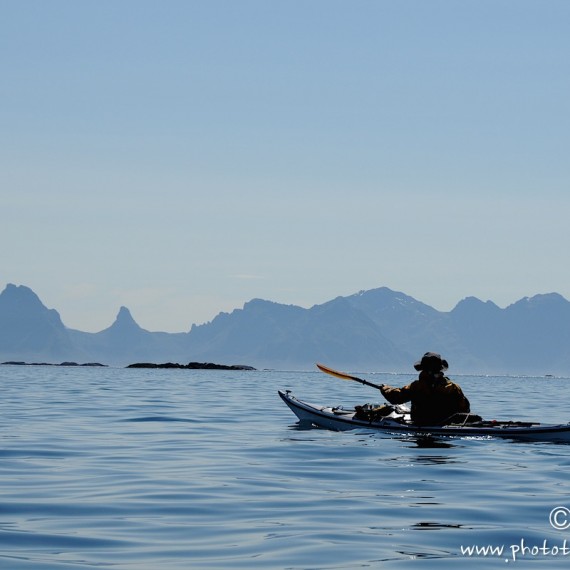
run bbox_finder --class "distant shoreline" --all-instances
[1,361,256,370]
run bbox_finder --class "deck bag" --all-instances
[354,404,396,422]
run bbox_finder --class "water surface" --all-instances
[1,367,569,568]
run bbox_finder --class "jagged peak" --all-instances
[0,283,64,327]
[351,286,401,300]
[507,292,570,311]
[243,298,275,308]
[528,292,567,303]
[242,298,305,314]
[117,305,134,320]
[1,283,44,305]
[106,306,144,332]
[452,296,500,311]
[347,286,437,314]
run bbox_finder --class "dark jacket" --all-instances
[380,371,470,426]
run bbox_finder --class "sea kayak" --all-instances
[278,390,570,442]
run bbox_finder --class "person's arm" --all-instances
[450,383,470,413]
[458,391,470,413]
[380,383,413,405]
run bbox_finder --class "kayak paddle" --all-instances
[316,363,385,391]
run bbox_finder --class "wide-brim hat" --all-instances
[414,352,449,372]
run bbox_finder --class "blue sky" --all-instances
[2,1,569,332]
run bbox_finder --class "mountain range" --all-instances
[1,283,569,375]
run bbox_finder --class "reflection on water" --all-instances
[406,435,458,449]
[411,521,464,530]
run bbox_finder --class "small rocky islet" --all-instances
[126,362,256,370]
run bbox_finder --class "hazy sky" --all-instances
[2,1,569,332]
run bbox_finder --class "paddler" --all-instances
[380,352,471,426]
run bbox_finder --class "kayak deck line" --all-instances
[278,390,570,442]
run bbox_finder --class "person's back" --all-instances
[380,352,470,426]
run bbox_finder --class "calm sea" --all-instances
[1,366,570,569]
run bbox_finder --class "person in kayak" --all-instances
[379,352,470,426]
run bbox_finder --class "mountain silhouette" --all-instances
[0,284,79,362]
[0,283,568,374]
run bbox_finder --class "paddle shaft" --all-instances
[316,363,385,391]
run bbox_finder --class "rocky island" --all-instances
[126,362,256,370]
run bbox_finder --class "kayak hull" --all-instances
[278,390,570,442]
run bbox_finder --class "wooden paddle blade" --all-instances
[316,363,362,382]
[316,363,384,391]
